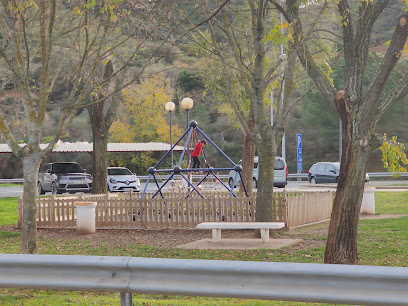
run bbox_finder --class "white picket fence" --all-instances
[18,191,334,229]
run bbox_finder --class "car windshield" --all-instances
[53,163,83,174]
[108,168,132,176]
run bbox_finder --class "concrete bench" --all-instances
[197,222,285,242]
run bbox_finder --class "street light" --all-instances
[270,4,287,161]
[165,101,176,168]
[181,97,194,126]
[180,97,194,167]
[270,53,287,160]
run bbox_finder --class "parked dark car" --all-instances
[308,162,369,184]
[37,162,93,195]
[308,162,340,184]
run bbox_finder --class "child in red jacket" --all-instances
[191,139,207,168]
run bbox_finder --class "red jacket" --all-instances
[192,141,204,157]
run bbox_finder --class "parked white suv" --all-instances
[228,156,288,189]
[38,162,93,195]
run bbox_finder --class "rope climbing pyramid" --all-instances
[141,120,249,200]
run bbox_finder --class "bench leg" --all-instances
[212,229,221,242]
[260,229,269,242]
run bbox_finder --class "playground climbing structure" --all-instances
[141,121,249,200]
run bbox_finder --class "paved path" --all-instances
[2,180,408,197]
[0,186,24,197]
[178,238,302,250]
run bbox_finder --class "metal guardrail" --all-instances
[287,172,408,179]
[0,254,407,305]
[1,172,407,184]
[138,174,302,181]
[288,173,308,179]
[137,172,408,181]
[367,172,408,177]
[137,174,228,181]
[0,178,24,183]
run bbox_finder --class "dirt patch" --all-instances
[360,213,408,220]
[4,214,406,250]
[4,227,305,249]
[34,228,273,248]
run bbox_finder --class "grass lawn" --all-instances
[0,192,407,305]
[374,191,408,214]
[0,197,19,226]
[0,183,23,187]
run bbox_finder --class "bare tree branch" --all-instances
[363,14,408,128]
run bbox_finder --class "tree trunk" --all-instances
[90,113,108,194]
[21,154,43,254]
[284,1,408,265]
[255,127,277,222]
[240,117,256,196]
[88,60,120,194]
[324,91,370,264]
[324,143,369,264]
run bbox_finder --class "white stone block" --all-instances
[75,202,97,234]
[361,187,375,214]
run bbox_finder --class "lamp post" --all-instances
[270,2,287,160]
[165,101,176,168]
[280,6,286,160]
[270,53,287,160]
[180,97,194,166]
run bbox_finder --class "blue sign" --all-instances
[296,134,302,172]
[297,134,302,149]
[297,149,302,163]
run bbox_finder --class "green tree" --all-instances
[88,0,227,194]
[194,0,305,211]
[0,1,111,253]
[276,0,408,263]
[0,0,174,253]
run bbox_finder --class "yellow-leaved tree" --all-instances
[110,74,183,171]
[380,134,408,175]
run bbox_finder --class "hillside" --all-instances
[0,0,407,178]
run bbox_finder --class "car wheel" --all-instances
[51,182,57,195]
[228,178,234,188]
[277,185,285,188]
[37,182,45,195]
[310,177,317,184]
[252,178,257,189]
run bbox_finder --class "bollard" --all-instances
[74,202,97,234]
[360,187,375,214]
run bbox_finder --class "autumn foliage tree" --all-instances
[86,0,183,194]
[110,74,183,170]
[380,134,408,175]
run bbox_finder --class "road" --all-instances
[0,186,25,198]
[0,183,157,198]
[2,180,408,198]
